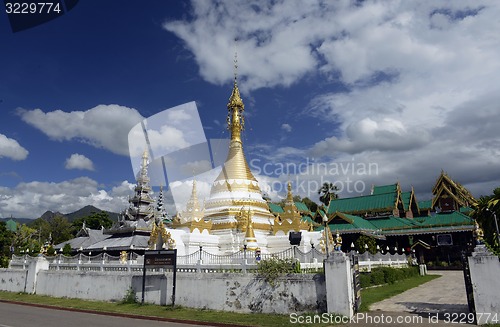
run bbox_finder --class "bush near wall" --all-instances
[359,266,419,288]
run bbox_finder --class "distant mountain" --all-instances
[37,205,120,223]
[1,206,120,226]
[39,210,64,221]
[65,205,120,222]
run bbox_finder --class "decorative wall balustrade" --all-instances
[9,248,408,273]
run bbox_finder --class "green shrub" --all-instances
[292,260,301,273]
[370,269,385,285]
[46,246,56,256]
[382,267,395,284]
[256,258,297,287]
[401,267,419,279]
[362,266,419,288]
[359,273,371,288]
[121,287,137,304]
[0,255,9,268]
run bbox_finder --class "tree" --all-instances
[48,215,73,245]
[318,182,339,206]
[301,197,318,213]
[62,243,72,256]
[72,211,113,233]
[12,224,40,254]
[29,218,51,244]
[354,235,377,254]
[472,187,500,252]
[0,222,14,267]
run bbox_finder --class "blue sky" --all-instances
[1,0,500,218]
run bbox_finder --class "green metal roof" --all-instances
[294,202,310,213]
[372,184,398,195]
[459,206,473,214]
[321,213,378,232]
[327,192,398,215]
[268,203,284,214]
[418,200,432,210]
[368,216,421,230]
[401,191,411,211]
[381,212,474,235]
[315,210,474,235]
[418,211,473,227]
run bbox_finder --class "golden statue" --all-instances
[474,221,484,245]
[119,251,128,264]
[149,220,176,250]
[334,231,343,251]
[319,226,334,254]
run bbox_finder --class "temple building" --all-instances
[166,77,317,253]
[55,149,177,255]
[55,75,478,264]
[319,171,477,264]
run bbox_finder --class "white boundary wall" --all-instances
[0,268,28,292]
[1,257,327,314]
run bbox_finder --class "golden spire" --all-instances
[286,181,294,204]
[227,52,245,143]
[211,54,258,190]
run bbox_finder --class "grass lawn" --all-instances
[359,274,441,312]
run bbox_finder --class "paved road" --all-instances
[370,270,468,314]
[0,302,216,327]
[342,271,472,326]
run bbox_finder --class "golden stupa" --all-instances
[203,71,274,234]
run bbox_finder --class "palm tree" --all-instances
[318,182,339,206]
[471,187,500,251]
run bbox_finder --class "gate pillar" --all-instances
[324,252,355,318]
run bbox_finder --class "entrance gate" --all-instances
[461,249,476,324]
[351,254,361,313]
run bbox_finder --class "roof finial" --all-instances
[233,50,238,86]
[227,46,244,143]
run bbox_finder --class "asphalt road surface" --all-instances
[0,302,216,327]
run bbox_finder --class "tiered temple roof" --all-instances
[431,171,476,212]
[321,173,476,237]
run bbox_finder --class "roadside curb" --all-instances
[0,299,253,327]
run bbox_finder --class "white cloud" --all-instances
[18,104,143,155]
[311,117,430,155]
[0,134,29,160]
[281,123,292,133]
[65,153,95,171]
[0,177,131,219]
[165,0,500,198]
[163,0,334,91]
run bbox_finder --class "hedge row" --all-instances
[359,266,419,288]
